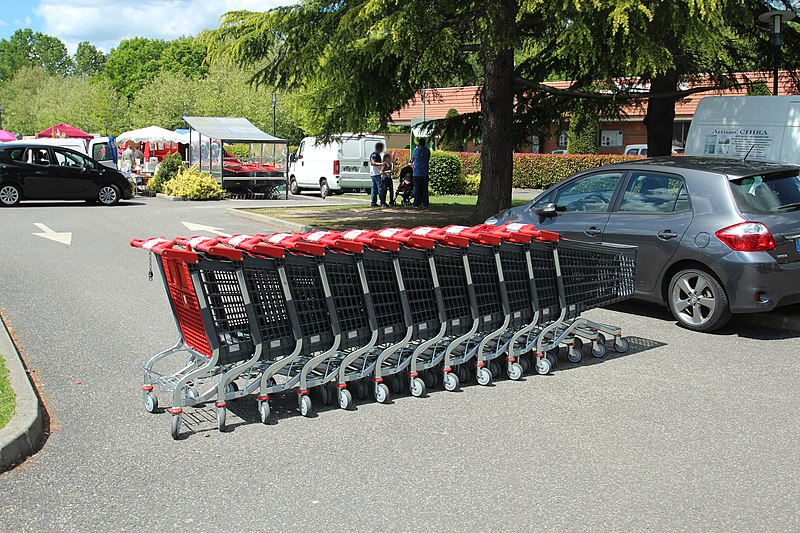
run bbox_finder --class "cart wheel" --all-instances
[614,337,630,353]
[170,413,181,440]
[224,382,239,396]
[456,364,470,384]
[489,361,500,379]
[338,388,353,410]
[567,347,583,364]
[476,366,492,386]
[443,372,460,392]
[545,352,557,368]
[596,333,607,346]
[389,375,403,394]
[143,391,158,413]
[299,395,313,417]
[216,406,227,432]
[507,362,523,381]
[355,379,368,400]
[320,384,333,406]
[592,342,607,358]
[422,369,436,389]
[410,377,426,397]
[572,337,584,351]
[519,356,531,374]
[535,357,552,375]
[266,377,278,388]
[375,382,390,404]
[259,400,270,424]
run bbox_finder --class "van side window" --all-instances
[297,141,305,159]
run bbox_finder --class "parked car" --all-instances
[289,134,386,198]
[624,144,685,156]
[486,156,800,331]
[0,143,133,206]
[548,149,567,154]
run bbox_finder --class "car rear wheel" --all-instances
[0,183,22,206]
[98,184,121,206]
[668,268,732,332]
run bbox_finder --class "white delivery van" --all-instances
[289,134,386,198]
[623,144,684,156]
[685,96,800,164]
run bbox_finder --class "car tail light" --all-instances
[715,222,775,252]
[333,160,340,175]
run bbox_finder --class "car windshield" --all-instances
[729,171,800,213]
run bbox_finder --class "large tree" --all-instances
[0,29,72,82]
[73,41,107,76]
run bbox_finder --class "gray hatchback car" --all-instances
[487,157,800,331]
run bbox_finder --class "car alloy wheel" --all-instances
[0,184,21,206]
[668,269,731,332]
[98,185,119,206]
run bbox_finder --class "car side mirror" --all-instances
[289,154,297,163]
[533,202,559,217]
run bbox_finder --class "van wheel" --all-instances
[320,179,330,199]
[289,177,300,195]
[0,183,22,206]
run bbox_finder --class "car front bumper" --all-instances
[712,251,800,313]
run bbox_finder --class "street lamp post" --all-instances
[759,10,796,96]
[271,93,277,136]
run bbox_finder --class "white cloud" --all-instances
[34,0,292,53]
[0,20,7,28]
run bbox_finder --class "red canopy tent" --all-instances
[36,123,93,140]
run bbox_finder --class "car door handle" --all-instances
[657,230,679,240]
[584,226,602,237]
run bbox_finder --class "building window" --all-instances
[600,129,624,147]
[557,132,568,147]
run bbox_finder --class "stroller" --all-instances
[396,165,414,207]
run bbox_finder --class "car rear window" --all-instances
[729,171,800,213]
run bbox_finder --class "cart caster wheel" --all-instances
[592,342,607,358]
[224,382,239,395]
[375,383,390,403]
[338,388,353,410]
[545,351,557,368]
[143,391,158,413]
[614,337,629,353]
[507,362,523,381]
[567,347,583,364]
[389,375,403,394]
[216,406,227,432]
[535,357,552,375]
[320,384,333,406]
[410,377,426,397]
[476,366,492,386]
[519,356,531,374]
[299,395,312,417]
[443,372,460,392]
[355,379,368,400]
[170,413,181,440]
[572,337,584,351]
[489,361,500,378]
[596,333,607,346]
[456,364,470,384]
[422,370,436,389]
[259,400,270,424]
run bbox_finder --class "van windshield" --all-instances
[729,171,800,213]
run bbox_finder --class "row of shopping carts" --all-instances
[131,223,637,439]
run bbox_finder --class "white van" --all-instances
[289,134,386,198]
[624,144,684,156]
[685,96,800,164]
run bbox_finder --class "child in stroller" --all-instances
[396,165,414,207]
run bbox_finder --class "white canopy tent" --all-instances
[117,126,185,144]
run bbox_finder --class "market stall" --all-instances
[36,123,93,140]
[117,126,183,173]
[184,116,288,198]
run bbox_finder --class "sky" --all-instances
[0,0,293,53]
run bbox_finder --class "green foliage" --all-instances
[464,173,481,195]
[567,103,599,154]
[0,354,15,430]
[438,109,465,151]
[148,152,183,193]
[160,37,208,79]
[129,70,198,130]
[162,165,226,200]
[104,38,170,99]
[0,29,73,82]
[429,152,464,195]
[747,81,771,96]
[73,41,107,76]
[512,154,641,189]
[225,144,250,160]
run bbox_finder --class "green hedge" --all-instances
[390,149,639,191]
[428,152,463,195]
[147,151,183,193]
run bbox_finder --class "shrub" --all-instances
[464,173,481,195]
[567,103,599,154]
[162,164,226,200]
[148,151,183,193]
[225,144,250,160]
[429,151,464,195]
[512,154,640,189]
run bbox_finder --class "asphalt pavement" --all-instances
[0,196,798,531]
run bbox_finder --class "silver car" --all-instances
[487,157,800,331]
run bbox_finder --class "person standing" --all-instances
[369,142,384,207]
[411,138,430,208]
[121,142,135,172]
[380,150,394,207]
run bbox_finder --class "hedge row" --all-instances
[390,149,639,190]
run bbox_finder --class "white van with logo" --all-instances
[685,96,800,164]
[289,134,386,198]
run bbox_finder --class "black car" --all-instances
[0,143,133,206]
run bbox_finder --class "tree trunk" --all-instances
[474,47,515,222]
[644,71,679,157]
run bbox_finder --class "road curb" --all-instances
[155,193,188,202]
[736,311,800,333]
[0,315,44,473]
[227,208,316,232]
